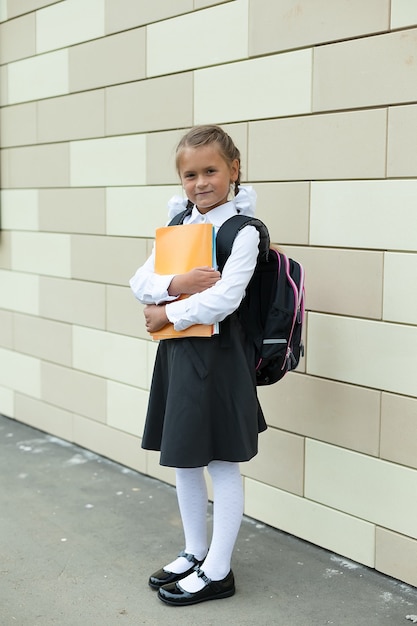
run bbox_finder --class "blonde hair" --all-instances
[175,125,241,196]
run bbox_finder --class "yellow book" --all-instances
[152,223,217,340]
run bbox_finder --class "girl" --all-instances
[130,125,267,606]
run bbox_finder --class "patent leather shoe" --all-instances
[158,567,235,606]
[148,551,203,590]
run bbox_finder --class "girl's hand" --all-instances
[169,266,221,296]
[144,304,169,333]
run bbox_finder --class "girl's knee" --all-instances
[207,460,240,479]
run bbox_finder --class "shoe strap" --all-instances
[196,567,233,592]
[177,550,199,565]
[196,567,211,585]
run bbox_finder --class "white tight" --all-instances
[165,460,244,587]
[175,465,208,561]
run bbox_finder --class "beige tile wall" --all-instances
[305,440,417,540]
[70,135,146,186]
[104,0,194,34]
[194,50,312,124]
[0,13,36,64]
[4,143,70,187]
[249,0,390,55]
[0,64,8,105]
[70,237,144,298]
[35,0,105,53]
[6,0,60,19]
[258,374,381,457]
[310,180,417,250]
[0,101,37,146]
[313,29,417,111]
[13,313,72,366]
[11,231,71,277]
[106,73,193,136]
[376,527,417,588]
[0,270,39,314]
[106,186,182,237]
[8,49,69,104]
[387,104,417,176]
[308,314,417,396]
[244,478,376,568]
[69,29,146,91]
[41,361,107,422]
[39,276,106,328]
[248,110,387,180]
[0,384,14,417]
[380,393,417,469]
[0,189,39,230]
[1,0,416,588]
[0,231,11,269]
[14,394,74,442]
[146,1,249,76]
[39,188,106,234]
[38,91,106,143]
[391,0,417,28]
[0,347,41,398]
[0,3,6,21]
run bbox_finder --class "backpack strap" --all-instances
[216,215,270,272]
[168,206,193,226]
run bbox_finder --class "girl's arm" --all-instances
[129,247,177,305]
[130,247,221,305]
[169,267,221,296]
[165,226,259,332]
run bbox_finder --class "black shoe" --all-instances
[148,551,203,590]
[157,567,235,606]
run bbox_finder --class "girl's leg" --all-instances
[163,466,208,574]
[179,460,243,592]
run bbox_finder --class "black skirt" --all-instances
[141,315,267,468]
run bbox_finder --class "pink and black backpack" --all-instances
[216,215,305,385]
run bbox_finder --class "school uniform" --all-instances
[130,189,267,468]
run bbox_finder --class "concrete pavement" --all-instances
[1,414,416,626]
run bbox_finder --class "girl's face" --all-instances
[178,145,239,213]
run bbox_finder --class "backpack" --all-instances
[169,211,305,385]
[217,215,305,385]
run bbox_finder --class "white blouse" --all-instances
[129,190,260,332]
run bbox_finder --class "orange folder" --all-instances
[152,223,217,340]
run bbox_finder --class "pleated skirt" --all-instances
[142,316,267,467]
